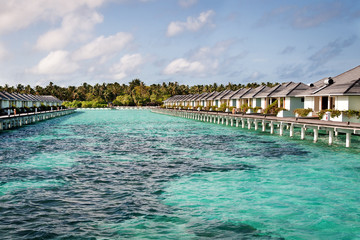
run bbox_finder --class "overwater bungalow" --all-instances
[229,88,251,108]
[0,91,62,115]
[164,95,182,107]
[214,89,232,108]
[0,92,18,108]
[0,92,11,109]
[221,90,238,108]
[199,92,215,107]
[303,65,360,122]
[0,92,62,109]
[254,85,281,111]
[202,92,216,108]
[239,86,265,112]
[179,95,192,108]
[269,82,309,117]
[193,92,208,107]
[163,65,360,123]
[205,91,221,108]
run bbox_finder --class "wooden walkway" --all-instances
[153,109,360,148]
[0,109,75,131]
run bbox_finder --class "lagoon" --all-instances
[0,110,359,239]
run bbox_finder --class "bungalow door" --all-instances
[329,97,335,109]
[313,97,320,112]
[321,96,328,110]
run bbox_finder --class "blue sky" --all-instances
[0,0,359,87]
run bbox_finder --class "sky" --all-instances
[0,0,359,87]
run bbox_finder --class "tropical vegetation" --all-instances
[0,79,279,107]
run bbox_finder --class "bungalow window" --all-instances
[232,99,236,107]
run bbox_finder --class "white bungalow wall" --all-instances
[335,96,349,110]
[348,96,360,110]
[333,96,360,111]
[260,98,267,109]
[304,97,315,111]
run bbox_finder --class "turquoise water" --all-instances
[0,110,359,239]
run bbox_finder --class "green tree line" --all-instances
[0,79,278,106]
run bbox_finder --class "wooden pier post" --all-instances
[262,120,266,132]
[329,129,334,145]
[155,109,360,149]
[270,121,274,134]
[346,132,351,148]
[247,119,251,130]
[313,128,319,143]
[279,122,284,136]
[301,126,305,140]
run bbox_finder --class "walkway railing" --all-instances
[0,109,75,131]
[153,109,360,148]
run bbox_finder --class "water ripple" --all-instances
[0,110,359,239]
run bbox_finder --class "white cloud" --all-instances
[167,10,215,37]
[163,40,234,76]
[110,54,144,80]
[30,50,79,75]
[73,32,133,61]
[163,58,205,75]
[191,40,233,59]
[178,0,198,8]
[248,71,266,81]
[36,11,103,51]
[0,0,105,34]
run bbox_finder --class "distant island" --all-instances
[0,79,278,108]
